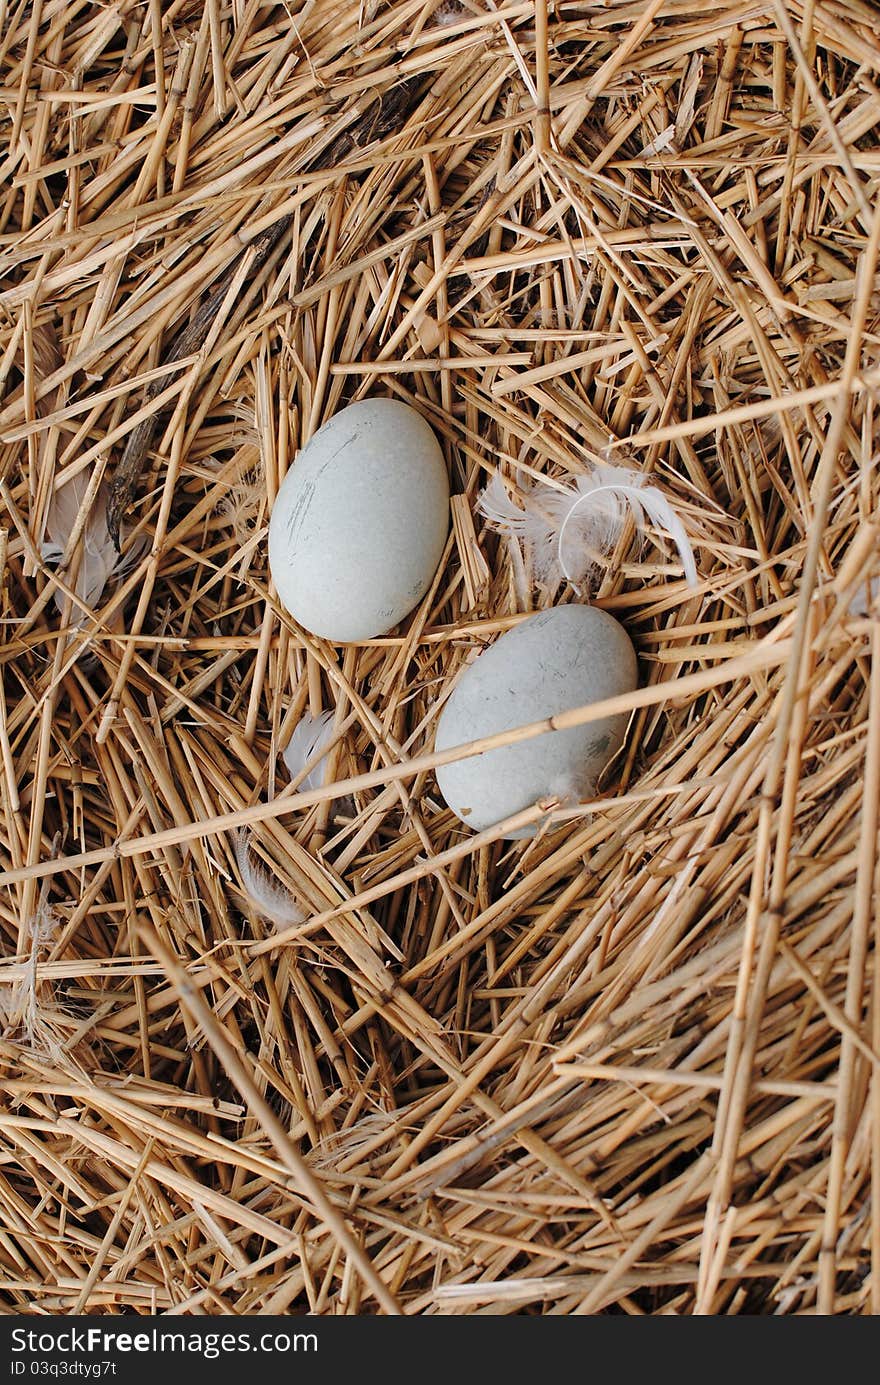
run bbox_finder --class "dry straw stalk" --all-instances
[1,0,879,1316]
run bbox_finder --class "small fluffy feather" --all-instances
[219,468,265,579]
[233,830,305,929]
[41,471,142,622]
[478,463,698,592]
[232,713,336,929]
[0,899,68,1060]
[282,710,336,792]
[433,0,465,22]
[849,575,880,617]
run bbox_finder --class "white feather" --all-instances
[478,463,698,591]
[233,830,305,929]
[282,710,336,792]
[434,0,465,22]
[0,898,68,1060]
[849,575,880,617]
[41,471,142,620]
[231,712,338,930]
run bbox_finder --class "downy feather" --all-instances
[478,463,698,592]
[0,897,68,1060]
[849,574,880,617]
[282,709,336,792]
[41,470,142,621]
[233,830,305,929]
[234,712,339,928]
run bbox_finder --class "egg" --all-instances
[435,604,638,836]
[268,398,449,642]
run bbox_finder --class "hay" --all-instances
[1,0,879,1316]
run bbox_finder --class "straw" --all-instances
[1,0,879,1316]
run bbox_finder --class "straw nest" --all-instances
[1,0,879,1316]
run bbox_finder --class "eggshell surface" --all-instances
[435,604,638,836]
[269,399,449,642]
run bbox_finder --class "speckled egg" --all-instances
[268,398,449,642]
[435,604,638,836]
